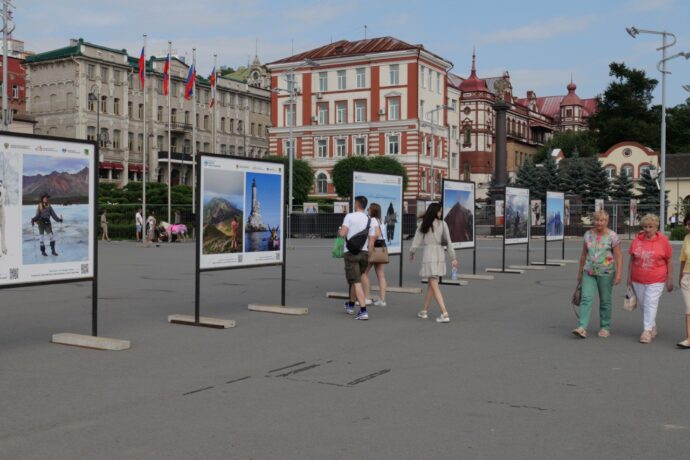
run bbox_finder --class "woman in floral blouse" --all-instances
[573,210,623,339]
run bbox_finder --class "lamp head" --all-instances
[626,26,639,38]
[683,84,690,92]
[682,52,690,59]
[304,58,320,67]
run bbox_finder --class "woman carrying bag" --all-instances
[572,210,623,339]
[676,213,690,349]
[363,203,388,307]
[409,202,458,323]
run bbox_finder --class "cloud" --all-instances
[478,15,598,45]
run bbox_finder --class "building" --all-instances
[0,54,36,133]
[666,153,690,220]
[598,141,659,181]
[268,37,596,205]
[25,38,270,186]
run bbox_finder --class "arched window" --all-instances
[316,173,328,194]
[605,166,616,179]
[463,125,471,146]
[621,165,633,178]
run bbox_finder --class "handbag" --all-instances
[623,286,637,311]
[571,281,582,319]
[368,239,389,264]
[331,236,345,258]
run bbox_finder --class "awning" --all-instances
[112,162,124,170]
[128,164,143,172]
[99,162,114,169]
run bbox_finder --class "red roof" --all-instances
[267,36,439,66]
[447,72,465,90]
[516,82,597,119]
[459,50,488,92]
[560,81,582,106]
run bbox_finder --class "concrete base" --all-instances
[509,265,546,271]
[248,304,309,315]
[52,333,130,351]
[531,261,566,266]
[168,314,236,329]
[457,274,495,280]
[485,268,525,274]
[548,259,578,264]
[371,285,422,294]
[422,278,469,286]
[326,292,380,301]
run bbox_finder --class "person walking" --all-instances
[363,203,388,307]
[31,192,63,257]
[676,214,690,348]
[339,195,371,320]
[135,208,143,242]
[628,214,673,344]
[572,210,623,339]
[409,202,458,323]
[101,211,110,241]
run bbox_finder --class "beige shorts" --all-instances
[681,274,690,314]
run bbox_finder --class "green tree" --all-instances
[584,159,611,204]
[636,166,668,209]
[367,156,409,191]
[610,172,635,202]
[513,159,539,192]
[588,62,659,151]
[332,156,369,198]
[561,157,588,198]
[535,157,562,200]
[533,130,599,163]
[666,98,690,154]
[266,156,314,205]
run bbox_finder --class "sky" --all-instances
[15,0,690,106]
[23,155,88,176]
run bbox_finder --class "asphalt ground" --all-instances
[1,237,689,459]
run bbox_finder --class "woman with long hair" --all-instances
[363,203,388,306]
[409,202,457,323]
[677,213,690,348]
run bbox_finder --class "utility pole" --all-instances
[1,1,14,130]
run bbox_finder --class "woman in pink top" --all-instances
[627,214,673,344]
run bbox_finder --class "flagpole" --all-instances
[192,48,197,215]
[167,41,172,224]
[212,54,218,154]
[142,34,147,229]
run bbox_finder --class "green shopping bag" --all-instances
[331,236,345,258]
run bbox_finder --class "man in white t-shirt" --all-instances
[135,208,143,242]
[339,195,372,320]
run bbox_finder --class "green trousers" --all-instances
[578,272,613,330]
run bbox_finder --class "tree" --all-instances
[636,166,666,209]
[666,98,690,154]
[610,172,635,202]
[266,156,314,204]
[588,62,659,151]
[331,156,369,198]
[561,157,588,198]
[513,159,539,192]
[533,130,599,163]
[584,159,611,204]
[535,157,562,200]
[367,156,409,191]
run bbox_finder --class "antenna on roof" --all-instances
[291,39,294,55]
[364,25,367,39]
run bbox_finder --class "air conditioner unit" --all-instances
[316,93,323,100]
[378,109,385,115]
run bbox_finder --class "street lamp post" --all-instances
[425,104,454,201]
[626,26,690,228]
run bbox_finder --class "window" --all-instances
[622,165,633,178]
[566,108,573,118]
[87,64,96,79]
[356,68,365,88]
[100,96,107,113]
[99,128,108,147]
[114,70,121,84]
[428,68,433,91]
[258,124,263,137]
[229,119,235,132]
[204,115,209,130]
[113,98,120,115]
[436,72,441,94]
[317,103,328,125]
[11,84,18,99]
[157,135,163,150]
[387,98,400,121]
[220,144,227,154]
[337,70,346,90]
[605,166,616,179]
[87,126,96,141]
[355,137,366,155]
[463,125,471,146]
[355,100,366,122]
[184,111,190,124]
[138,134,143,153]
[451,125,458,140]
[640,165,652,177]
[387,134,400,154]
[88,97,95,112]
[318,72,328,92]
[451,152,458,169]
[317,139,328,158]
[420,100,425,119]
[221,117,226,132]
[251,123,255,136]
[285,105,295,127]
[336,102,346,124]
[285,140,294,157]
[316,173,328,194]
[128,132,134,150]
[100,66,108,82]
[112,130,121,149]
[336,138,346,157]
[451,99,457,112]
[389,64,399,85]
[421,170,427,192]
[420,65,425,88]
[171,108,177,124]
[157,106,163,121]
[128,101,133,118]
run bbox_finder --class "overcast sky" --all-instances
[15,0,690,105]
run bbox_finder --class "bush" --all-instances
[670,225,688,241]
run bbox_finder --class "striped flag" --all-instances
[209,66,216,107]
[138,47,145,88]
[184,64,195,100]
[163,53,170,96]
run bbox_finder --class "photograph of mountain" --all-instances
[22,155,89,205]
[443,183,474,249]
[201,169,244,255]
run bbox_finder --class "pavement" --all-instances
[1,238,689,459]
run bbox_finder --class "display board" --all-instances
[442,179,475,249]
[595,199,605,213]
[352,171,403,255]
[495,200,504,226]
[0,134,96,287]
[530,200,543,226]
[199,155,284,270]
[504,187,530,245]
[630,198,638,226]
[545,191,565,241]
[302,202,318,214]
[333,201,349,214]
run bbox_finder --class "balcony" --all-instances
[167,122,192,133]
[158,151,193,164]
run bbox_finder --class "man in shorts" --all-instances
[339,195,371,320]
[135,208,143,242]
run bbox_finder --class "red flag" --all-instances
[138,47,145,88]
[163,53,170,96]
[184,64,195,100]
[209,66,216,108]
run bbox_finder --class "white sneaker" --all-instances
[417,310,428,319]
[436,314,450,323]
[373,300,387,307]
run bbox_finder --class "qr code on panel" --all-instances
[81,264,89,274]
[9,268,18,280]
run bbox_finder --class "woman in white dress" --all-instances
[409,202,458,323]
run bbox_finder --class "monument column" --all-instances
[490,76,510,202]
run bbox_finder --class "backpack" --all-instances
[345,217,371,255]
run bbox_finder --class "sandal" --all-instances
[572,327,587,339]
[597,329,610,338]
[417,310,428,319]
[639,330,652,344]
[676,339,690,349]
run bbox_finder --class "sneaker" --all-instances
[436,314,450,323]
[639,330,652,344]
[417,310,428,319]
[355,311,369,320]
[373,300,387,307]
[355,298,374,307]
[344,302,355,315]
